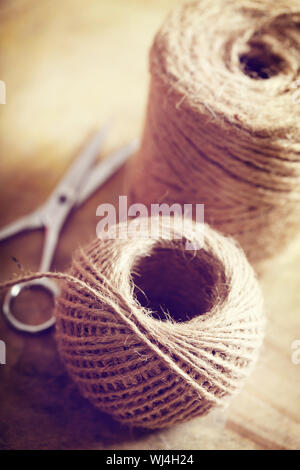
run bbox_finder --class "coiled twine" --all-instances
[127,0,300,266]
[54,216,264,429]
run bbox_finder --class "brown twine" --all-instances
[1,217,265,429]
[126,0,300,267]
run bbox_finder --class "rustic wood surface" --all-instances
[0,0,299,450]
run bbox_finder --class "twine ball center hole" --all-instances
[132,246,228,323]
[239,41,286,79]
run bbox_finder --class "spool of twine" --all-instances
[126,0,300,266]
[49,216,264,429]
[0,217,264,428]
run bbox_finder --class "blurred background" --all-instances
[0,0,183,329]
[0,0,299,450]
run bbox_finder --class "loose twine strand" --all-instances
[0,217,265,428]
[126,0,300,267]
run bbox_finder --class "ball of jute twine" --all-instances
[126,0,300,267]
[1,217,264,429]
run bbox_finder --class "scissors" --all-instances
[0,125,138,334]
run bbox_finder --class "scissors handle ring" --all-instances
[2,278,59,333]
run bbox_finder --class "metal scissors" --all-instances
[0,125,138,334]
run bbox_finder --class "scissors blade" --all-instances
[76,138,139,206]
[51,123,110,200]
[0,211,42,243]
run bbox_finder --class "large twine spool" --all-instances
[53,216,264,429]
[127,0,300,266]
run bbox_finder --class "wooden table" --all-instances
[0,0,299,450]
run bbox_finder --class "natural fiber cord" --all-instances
[53,217,264,429]
[127,0,300,266]
[0,217,265,428]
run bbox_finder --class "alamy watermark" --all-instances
[0,340,6,365]
[291,340,300,365]
[292,80,300,105]
[0,80,6,104]
[95,196,204,250]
